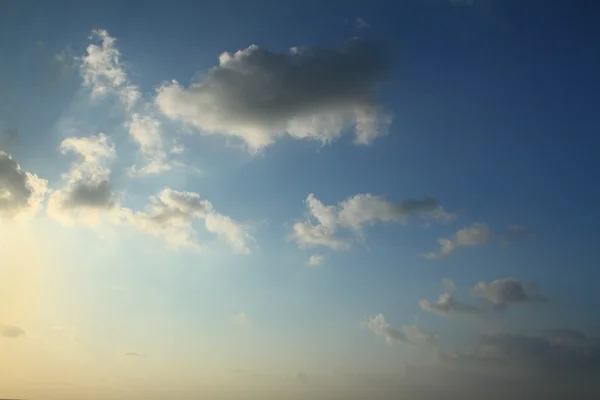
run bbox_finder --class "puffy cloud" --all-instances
[1,323,25,338]
[307,254,324,266]
[365,314,434,347]
[472,278,547,309]
[155,39,393,151]
[290,193,454,250]
[133,188,253,253]
[0,152,47,219]
[204,213,253,255]
[80,29,140,109]
[47,134,121,226]
[423,222,492,259]
[420,292,482,317]
[126,114,173,175]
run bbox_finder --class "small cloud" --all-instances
[307,254,324,267]
[420,292,483,318]
[354,17,371,29]
[124,351,147,357]
[422,223,492,260]
[296,371,309,384]
[364,314,434,347]
[506,225,535,239]
[471,278,547,309]
[1,324,25,338]
[231,312,250,326]
[442,278,456,292]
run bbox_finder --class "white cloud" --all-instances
[0,152,47,219]
[126,114,173,175]
[288,221,350,250]
[472,278,547,309]
[365,314,434,347]
[423,222,492,259]
[133,188,253,253]
[204,213,253,255]
[307,254,324,266]
[290,193,454,250]
[230,312,250,326]
[155,39,393,152]
[80,29,140,109]
[80,30,180,175]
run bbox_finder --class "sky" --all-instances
[1,0,600,399]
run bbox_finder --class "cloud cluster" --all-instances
[289,193,455,250]
[0,152,47,219]
[307,254,324,266]
[155,39,393,151]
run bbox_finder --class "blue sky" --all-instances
[1,1,600,399]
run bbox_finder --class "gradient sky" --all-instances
[1,1,600,399]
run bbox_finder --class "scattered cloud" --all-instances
[505,224,535,240]
[420,292,482,317]
[422,222,492,259]
[365,314,434,347]
[354,17,371,29]
[1,324,25,338]
[443,330,600,375]
[472,278,547,309]
[290,193,455,250]
[46,134,122,226]
[123,351,147,357]
[230,312,250,326]
[133,188,253,253]
[442,278,456,292]
[307,254,324,266]
[0,152,47,219]
[79,30,181,175]
[288,221,350,250]
[155,39,393,152]
[295,371,309,384]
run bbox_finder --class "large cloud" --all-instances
[289,193,454,250]
[0,152,47,219]
[155,39,394,151]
